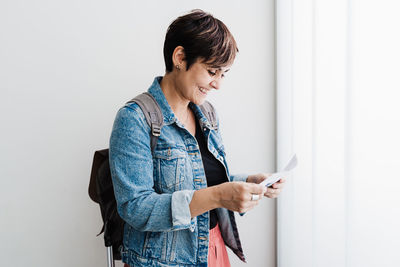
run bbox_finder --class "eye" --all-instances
[208,70,216,76]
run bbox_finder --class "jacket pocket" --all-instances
[143,231,167,260]
[153,147,186,193]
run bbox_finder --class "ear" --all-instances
[172,46,186,69]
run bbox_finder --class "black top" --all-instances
[194,118,227,229]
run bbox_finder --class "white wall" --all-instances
[0,1,275,266]
[277,1,400,267]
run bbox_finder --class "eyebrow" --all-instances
[205,64,230,73]
[214,67,230,73]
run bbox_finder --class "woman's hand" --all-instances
[246,173,286,199]
[215,182,266,213]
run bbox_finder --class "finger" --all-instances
[250,198,261,208]
[252,191,265,200]
[272,178,286,188]
[267,187,281,195]
[257,177,267,184]
[250,194,260,201]
[248,183,266,194]
[252,193,265,201]
[254,176,267,184]
[267,188,275,194]
[241,200,259,213]
[272,183,284,189]
[266,188,282,198]
[265,192,277,199]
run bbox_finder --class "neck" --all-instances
[160,73,190,118]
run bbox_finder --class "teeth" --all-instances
[199,87,207,93]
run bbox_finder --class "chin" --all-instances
[193,98,206,105]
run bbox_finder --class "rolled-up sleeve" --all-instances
[171,190,196,231]
[109,105,195,232]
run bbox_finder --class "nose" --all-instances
[210,79,221,90]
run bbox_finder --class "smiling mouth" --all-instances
[199,87,208,95]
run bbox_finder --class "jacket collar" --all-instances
[190,102,214,130]
[147,76,176,125]
[147,76,214,130]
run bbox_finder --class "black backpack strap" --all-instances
[199,100,218,130]
[127,92,164,151]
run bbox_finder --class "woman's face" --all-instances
[175,59,230,105]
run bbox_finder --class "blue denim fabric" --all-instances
[109,77,248,266]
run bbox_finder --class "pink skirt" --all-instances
[207,223,231,267]
[123,224,230,267]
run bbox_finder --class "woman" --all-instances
[109,9,285,267]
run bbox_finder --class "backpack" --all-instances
[88,92,218,261]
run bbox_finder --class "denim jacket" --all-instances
[109,77,248,266]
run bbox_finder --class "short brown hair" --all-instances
[163,9,238,72]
